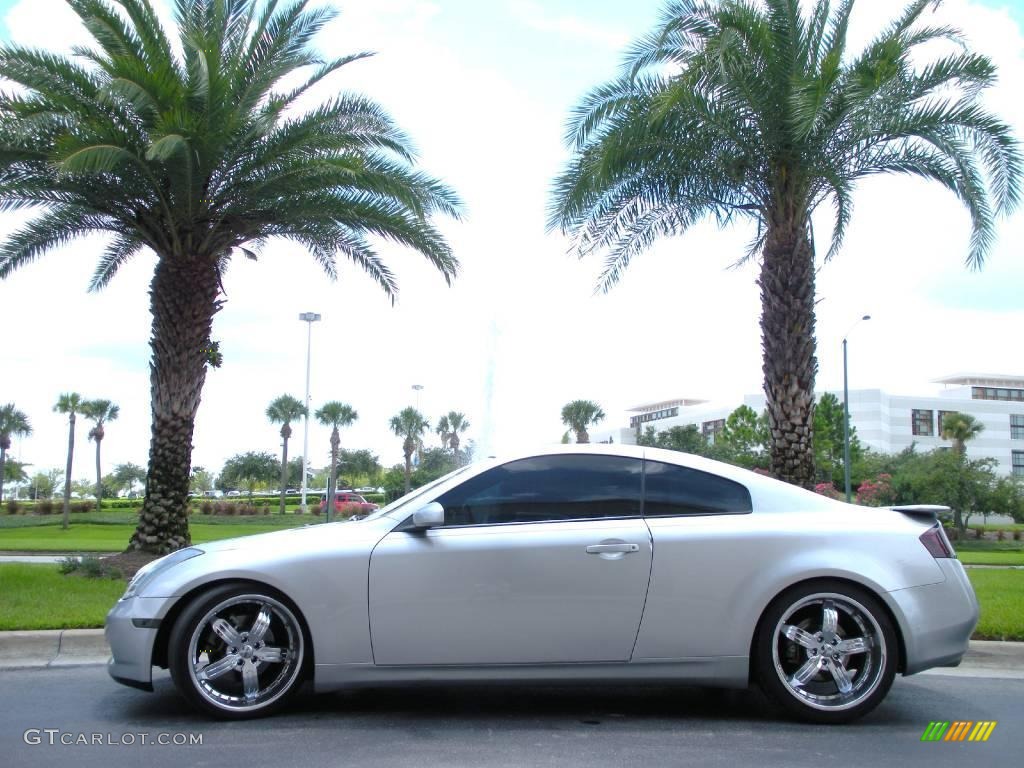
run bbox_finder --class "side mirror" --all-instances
[411,501,445,530]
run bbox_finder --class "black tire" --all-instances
[167,582,308,719]
[755,579,898,724]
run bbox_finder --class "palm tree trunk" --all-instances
[94,436,102,510]
[130,257,221,554]
[576,428,589,444]
[328,428,339,522]
[62,414,75,530]
[279,431,289,515]
[760,207,817,489]
[403,453,411,493]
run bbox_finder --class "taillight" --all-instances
[919,524,954,558]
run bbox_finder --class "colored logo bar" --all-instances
[921,721,997,742]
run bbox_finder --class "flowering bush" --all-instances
[856,473,895,507]
[814,482,841,500]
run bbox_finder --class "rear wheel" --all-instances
[167,583,306,719]
[755,580,897,723]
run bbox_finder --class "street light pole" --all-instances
[299,312,321,512]
[842,314,871,503]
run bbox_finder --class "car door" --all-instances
[368,453,653,665]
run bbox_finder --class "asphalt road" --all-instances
[0,666,1019,767]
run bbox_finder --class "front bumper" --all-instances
[105,596,171,691]
[888,558,979,675]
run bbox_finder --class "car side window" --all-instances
[435,454,642,526]
[643,460,752,516]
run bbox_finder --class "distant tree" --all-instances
[390,407,429,493]
[436,415,451,451]
[113,463,146,497]
[54,392,84,529]
[28,469,61,500]
[218,452,278,499]
[266,394,308,514]
[446,412,470,461]
[889,449,994,534]
[719,406,769,461]
[0,403,31,505]
[940,412,985,456]
[81,399,119,502]
[561,400,605,444]
[338,449,382,485]
[189,467,215,494]
[315,402,358,514]
[813,393,862,487]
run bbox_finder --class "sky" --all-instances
[0,0,1023,481]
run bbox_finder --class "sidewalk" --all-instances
[0,630,1021,676]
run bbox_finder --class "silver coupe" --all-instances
[106,444,978,722]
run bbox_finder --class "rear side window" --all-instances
[435,454,643,526]
[643,460,752,516]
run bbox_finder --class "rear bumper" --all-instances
[105,596,170,691]
[888,558,979,675]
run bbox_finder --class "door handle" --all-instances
[586,543,639,554]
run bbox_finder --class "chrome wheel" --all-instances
[771,592,886,712]
[186,593,304,713]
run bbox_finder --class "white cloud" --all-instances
[505,0,631,50]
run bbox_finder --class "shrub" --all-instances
[996,529,1006,541]
[973,527,985,539]
[311,504,321,516]
[71,501,94,513]
[59,555,122,579]
[261,505,270,515]
[200,501,213,515]
[5,500,19,515]
[36,499,54,515]
[1014,530,1022,541]
[813,482,841,500]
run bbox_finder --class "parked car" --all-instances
[202,490,223,499]
[107,444,977,722]
[318,491,379,516]
[226,490,242,498]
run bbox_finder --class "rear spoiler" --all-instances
[889,505,950,520]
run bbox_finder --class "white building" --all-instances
[593,374,1024,477]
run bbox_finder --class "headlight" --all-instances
[120,547,204,600]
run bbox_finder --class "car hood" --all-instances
[196,515,395,554]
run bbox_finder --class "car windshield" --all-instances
[358,464,476,522]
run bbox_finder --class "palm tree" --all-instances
[0,1,460,553]
[81,399,119,506]
[551,0,1020,488]
[266,394,307,514]
[436,415,452,452]
[0,403,32,506]
[940,412,985,457]
[315,402,358,518]
[446,411,471,462]
[561,400,605,444]
[53,392,84,529]
[390,407,429,493]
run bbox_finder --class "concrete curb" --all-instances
[0,629,107,669]
[1,631,1022,674]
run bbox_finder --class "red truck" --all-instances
[318,491,379,517]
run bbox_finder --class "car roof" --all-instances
[476,443,836,513]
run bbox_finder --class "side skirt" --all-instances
[312,657,750,693]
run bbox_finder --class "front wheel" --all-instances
[755,580,897,723]
[167,583,307,719]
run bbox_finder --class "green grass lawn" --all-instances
[958,550,1024,566]
[0,564,125,630]
[967,569,1024,641]
[0,521,317,552]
